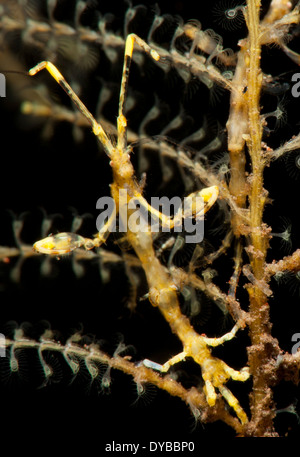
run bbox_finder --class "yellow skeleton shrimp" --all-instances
[29,33,249,424]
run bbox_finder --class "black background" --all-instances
[0,0,300,449]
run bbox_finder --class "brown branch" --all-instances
[277,351,300,385]
[0,336,242,433]
[242,0,277,437]
[266,249,300,278]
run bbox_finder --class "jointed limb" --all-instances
[117,34,160,153]
[33,209,116,255]
[29,62,114,159]
[202,323,240,346]
[143,322,250,424]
